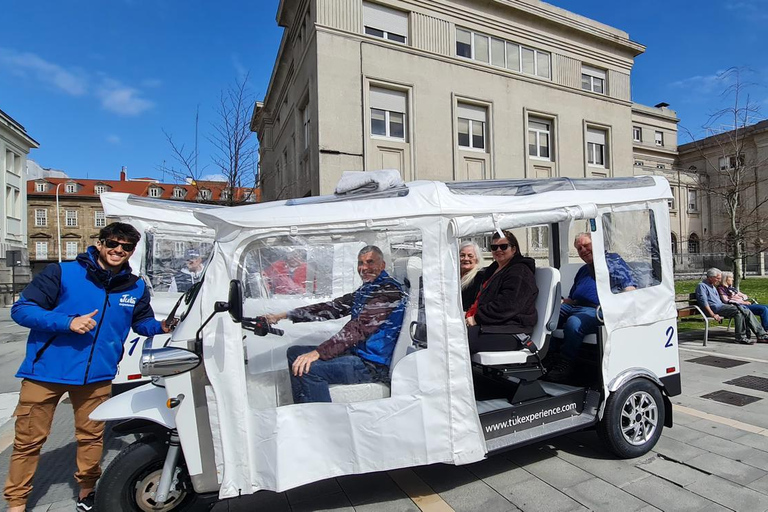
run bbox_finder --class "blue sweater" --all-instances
[12,247,163,385]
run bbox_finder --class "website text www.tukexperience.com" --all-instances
[484,402,578,434]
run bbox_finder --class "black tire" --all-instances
[598,378,665,459]
[95,436,200,511]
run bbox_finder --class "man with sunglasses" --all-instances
[4,222,173,512]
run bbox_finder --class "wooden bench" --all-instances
[676,293,719,346]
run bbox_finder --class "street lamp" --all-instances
[55,182,62,263]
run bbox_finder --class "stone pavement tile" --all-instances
[548,437,651,489]
[46,500,78,511]
[686,431,761,462]
[735,432,768,452]
[289,492,355,512]
[286,477,345,504]
[505,446,593,490]
[637,456,708,487]
[28,505,51,512]
[686,452,767,485]
[686,474,768,511]
[652,436,708,462]
[670,409,700,426]
[623,473,721,511]
[561,477,649,512]
[683,418,751,442]
[663,424,712,444]
[468,456,587,512]
[217,491,291,511]
[413,463,518,512]
[747,473,768,496]
[0,392,18,429]
[336,473,417,510]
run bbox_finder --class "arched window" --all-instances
[671,233,678,254]
[688,233,700,254]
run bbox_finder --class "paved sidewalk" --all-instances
[3,318,768,510]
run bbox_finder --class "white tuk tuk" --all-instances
[99,192,219,390]
[92,175,680,511]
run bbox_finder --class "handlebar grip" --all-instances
[270,327,285,336]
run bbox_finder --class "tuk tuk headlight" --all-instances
[141,347,201,377]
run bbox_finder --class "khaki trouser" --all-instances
[3,379,112,508]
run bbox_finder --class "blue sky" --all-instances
[1,0,766,182]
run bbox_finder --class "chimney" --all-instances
[120,166,127,181]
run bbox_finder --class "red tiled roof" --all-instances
[28,177,261,203]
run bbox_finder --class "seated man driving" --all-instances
[265,245,407,403]
[547,232,636,382]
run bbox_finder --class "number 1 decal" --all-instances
[127,336,141,356]
[665,326,674,348]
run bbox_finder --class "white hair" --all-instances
[459,241,483,290]
[706,267,722,278]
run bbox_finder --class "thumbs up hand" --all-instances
[70,310,99,334]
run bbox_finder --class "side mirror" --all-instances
[227,279,244,323]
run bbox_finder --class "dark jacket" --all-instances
[461,272,484,312]
[12,247,164,385]
[473,253,538,335]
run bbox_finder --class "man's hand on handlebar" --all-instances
[264,312,288,325]
[242,316,285,336]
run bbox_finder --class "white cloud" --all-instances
[200,174,228,182]
[0,47,87,96]
[141,78,163,88]
[96,78,153,116]
[106,134,121,144]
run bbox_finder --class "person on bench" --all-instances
[264,245,407,403]
[464,231,538,354]
[718,271,768,332]
[546,232,636,382]
[697,267,767,345]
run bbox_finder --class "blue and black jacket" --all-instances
[12,246,164,385]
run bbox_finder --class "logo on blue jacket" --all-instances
[119,294,137,307]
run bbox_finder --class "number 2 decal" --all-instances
[665,326,674,348]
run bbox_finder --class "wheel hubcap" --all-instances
[134,467,186,511]
[620,391,658,446]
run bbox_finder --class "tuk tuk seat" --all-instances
[329,256,422,403]
[471,267,560,366]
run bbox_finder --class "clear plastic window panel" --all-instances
[145,233,213,293]
[235,231,426,409]
[602,210,661,292]
[446,176,656,196]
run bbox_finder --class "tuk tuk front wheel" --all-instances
[598,378,665,459]
[95,436,200,511]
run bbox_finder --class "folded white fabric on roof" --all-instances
[335,169,404,195]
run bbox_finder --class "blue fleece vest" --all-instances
[350,271,407,366]
[16,260,148,385]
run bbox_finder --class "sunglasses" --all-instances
[101,239,136,252]
[490,243,510,251]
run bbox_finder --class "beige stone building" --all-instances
[0,109,38,305]
[252,0,647,201]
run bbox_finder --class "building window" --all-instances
[671,233,678,254]
[363,2,408,44]
[687,189,698,213]
[634,161,644,167]
[220,189,231,201]
[655,131,664,147]
[456,28,550,79]
[95,184,108,195]
[35,209,47,227]
[656,164,665,169]
[65,183,76,193]
[531,225,549,251]
[457,103,487,151]
[633,126,642,142]
[586,128,608,167]
[688,233,700,254]
[581,65,606,94]
[66,241,78,260]
[35,241,48,260]
[6,186,20,219]
[35,182,47,192]
[718,155,744,170]
[301,104,310,150]
[370,86,407,140]
[172,187,186,199]
[65,210,78,227]
[528,116,552,159]
[149,187,163,198]
[174,241,184,258]
[198,189,212,200]
[668,189,677,211]
[94,210,106,227]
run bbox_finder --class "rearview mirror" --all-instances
[227,279,244,323]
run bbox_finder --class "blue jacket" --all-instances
[12,247,164,385]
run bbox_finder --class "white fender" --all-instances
[91,382,175,428]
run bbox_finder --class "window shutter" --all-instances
[586,128,606,145]
[582,65,606,80]
[370,87,406,113]
[363,2,408,37]
[457,103,487,123]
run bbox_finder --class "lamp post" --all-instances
[55,182,62,263]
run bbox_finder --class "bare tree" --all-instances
[159,76,259,206]
[682,67,768,287]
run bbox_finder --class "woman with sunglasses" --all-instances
[465,231,538,353]
[459,241,484,311]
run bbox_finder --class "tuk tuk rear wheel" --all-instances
[598,378,665,459]
[95,436,200,511]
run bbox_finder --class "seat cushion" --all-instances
[471,350,532,365]
[329,382,391,403]
[552,329,597,345]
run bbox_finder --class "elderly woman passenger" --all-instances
[460,241,484,311]
[718,271,768,332]
[465,231,538,353]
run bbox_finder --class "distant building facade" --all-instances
[27,168,258,274]
[252,0,648,201]
[0,109,38,305]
